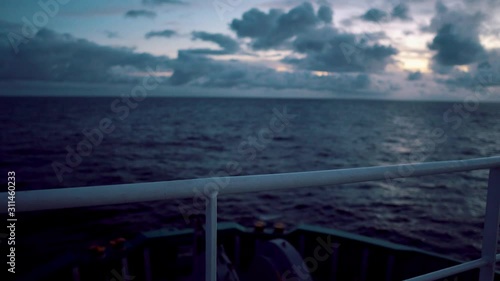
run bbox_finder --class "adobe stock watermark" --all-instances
[51,66,165,182]
[335,1,498,187]
[383,68,497,186]
[110,268,135,281]
[177,106,297,224]
[282,236,340,281]
[213,0,243,21]
[7,0,70,54]
[339,0,407,64]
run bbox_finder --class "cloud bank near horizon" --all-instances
[0,0,499,99]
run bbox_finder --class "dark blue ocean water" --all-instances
[1,97,499,270]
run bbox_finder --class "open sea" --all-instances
[1,96,500,274]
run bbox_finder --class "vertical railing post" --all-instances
[479,168,500,281]
[206,191,218,281]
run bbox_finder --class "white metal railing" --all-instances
[1,156,500,281]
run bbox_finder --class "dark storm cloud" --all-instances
[317,5,333,24]
[183,31,239,55]
[125,10,157,18]
[145,29,177,39]
[168,52,377,94]
[229,3,397,73]
[360,8,388,23]
[0,19,382,95]
[352,74,370,89]
[428,24,485,66]
[391,3,411,20]
[438,51,500,89]
[360,4,411,23]
[169,52,248,87]
[169,52,214,85]
[285,27,398,72]
[229,3,326,50]
[407,71,422,81]
[0,25,170,83]
[426,1,486,68]
[429,60,454,74]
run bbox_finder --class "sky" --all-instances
[0,0,500,100]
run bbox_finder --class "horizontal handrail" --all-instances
[2,156,500,281]
[404,258,488,281]
[2,156,500,212]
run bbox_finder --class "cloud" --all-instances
[145,29,177,39]
[360,4,411,23]
[407,71,422,81]
[229,3,397,73]
[352,73,370,89]
[438,50,500,89]
[285,27,398,73]
[426,1,486,68]
[230,3,325,50]
[475,58,500,87]
[182,31,240,55]
[317,5,333,24]
[428,24,485,66]
[169,52,247,87]
[124,10,157,18]
[0,19,388,95]
[0,25,396,97]
[360,8,388,23]
[0,24,170,83]
[142,0,186,5]
[168,52,378,94]
[391,3,411,20]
